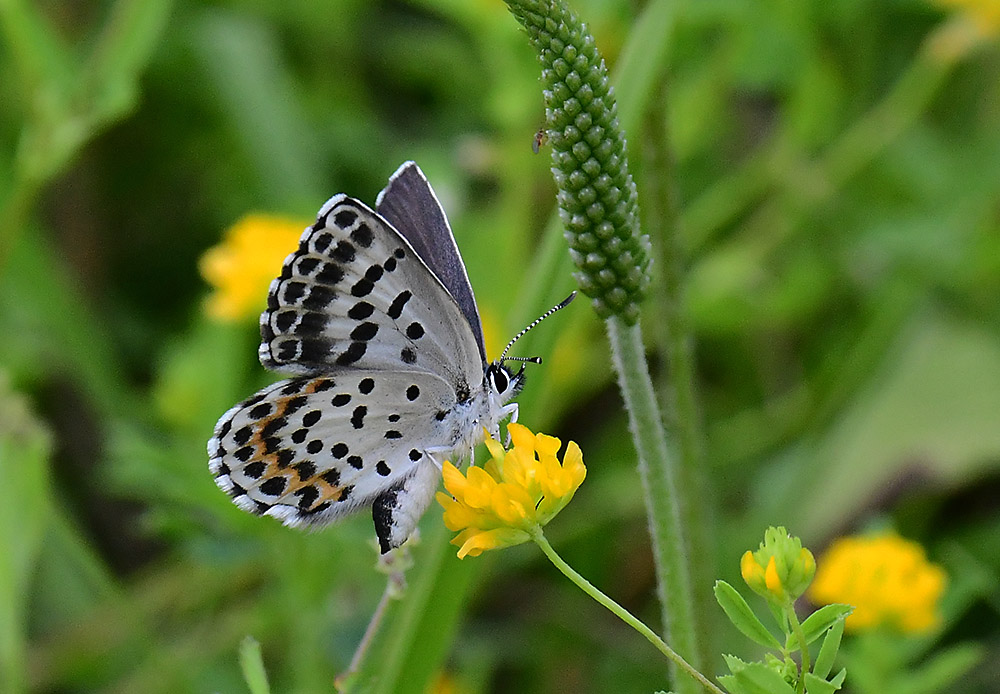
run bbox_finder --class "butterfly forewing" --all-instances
[376,162,486,363]
[259,195,483,385]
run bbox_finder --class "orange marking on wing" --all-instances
[246,378,347,510]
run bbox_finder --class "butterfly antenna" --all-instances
[499,291,577,364]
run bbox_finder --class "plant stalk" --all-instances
[533,530,723,694]
[606,316,701,693]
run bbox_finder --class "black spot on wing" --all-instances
[387,290,411,319]
[260,417,287,439]
[303,285,335,311]
[334,209,357,228]
[260,476,287,496]
[349,301,374,319]
[296,485,319,509]
[336,342,366,365]
[248,403,273,420]
[294,461,316,480]
[351,278,375,297]
[276,449,295,468]
[350,322,378,341]
[351,405,367,429]
[332,241,355,263]
[351,223,374,248]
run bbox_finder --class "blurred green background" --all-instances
[1,0,998,692]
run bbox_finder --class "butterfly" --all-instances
[208,162,574,553]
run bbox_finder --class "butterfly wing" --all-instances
[211,185,490,551]
[259,194,483,385]
[375,162,487,363]
[209,370,458,550]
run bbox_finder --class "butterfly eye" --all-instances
[488,364,509,395]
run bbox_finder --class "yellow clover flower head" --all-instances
[435,423,586,558]
[741,526,816,604]
[808,532,947,634]
[199,214,307,322]
[927,0,1000,63]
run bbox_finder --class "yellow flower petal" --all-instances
[507,422,535,453]
[456,527,531,558]
[484,431,506,462]
[764,556,784,597]
[809,533,947,634]
[200,214,307,322]
[436,423,586,558]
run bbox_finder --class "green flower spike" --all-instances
[505,0,651,324]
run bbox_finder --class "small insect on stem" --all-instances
[532,128,549,154]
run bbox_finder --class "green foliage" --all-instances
[0,0,998,692]
[715,576,850,694]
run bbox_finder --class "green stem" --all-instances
[532,530,723,694]
[785,605,810,694]
[640,78,714,669]
[606,316,701,693]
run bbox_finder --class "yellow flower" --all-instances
[927,0,1000,62]
[741,527,816,604]
[809,533,947,634]
[199,214,307,322]
[436,423,586,558]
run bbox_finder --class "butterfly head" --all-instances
[485,358,533,403]
[486,291,577,403]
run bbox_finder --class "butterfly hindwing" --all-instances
[259,195,483,385]
[209,370,457,531]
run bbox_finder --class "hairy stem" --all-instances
[533,530,723,694]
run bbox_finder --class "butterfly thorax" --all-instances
[435,362,522,461]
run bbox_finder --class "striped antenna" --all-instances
[499,291,577,364]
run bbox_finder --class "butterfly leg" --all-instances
[498,402,519,445]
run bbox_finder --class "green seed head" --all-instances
[506,0,651,324]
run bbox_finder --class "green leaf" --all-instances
[0,377,51,694]
[238,636,271,694]
[343,521,480,694]
[830,669,846,687]
[811,615,844,679]
[800,604,852,645]
[728,662,798,694]
[714,581,782,649]
[804,671,843,694]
